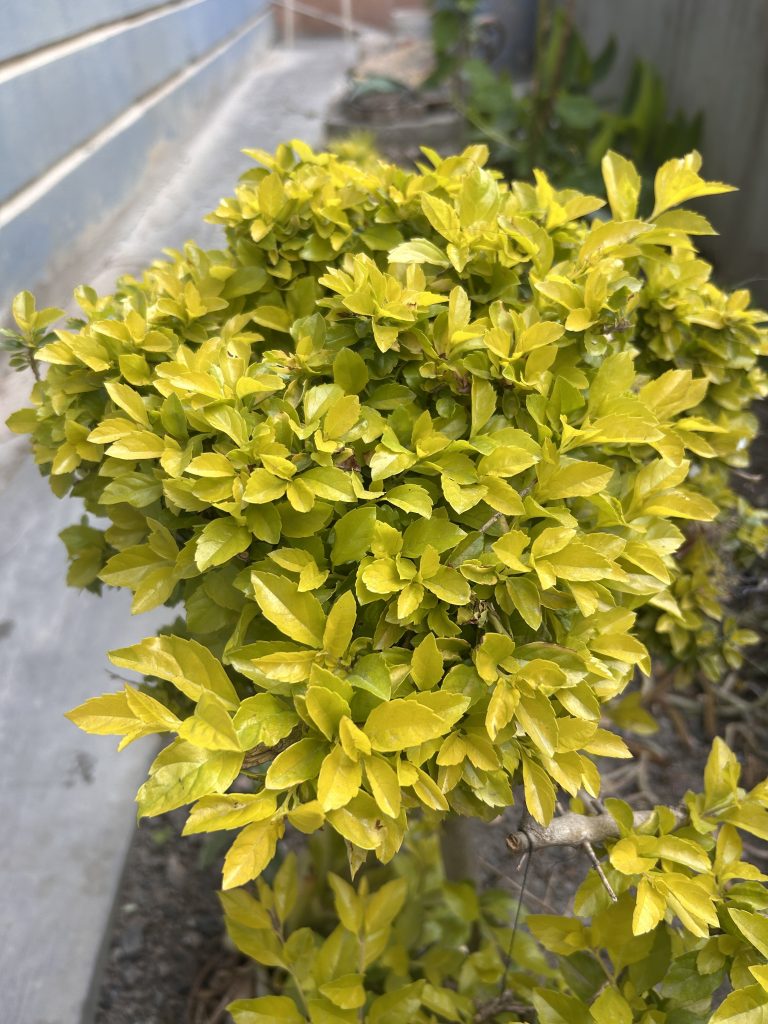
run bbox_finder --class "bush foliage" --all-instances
[7,142,768,1021]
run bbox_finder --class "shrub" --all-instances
[7,142,768,1021]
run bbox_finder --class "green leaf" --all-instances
[222,818,282,889]
[516,691,558,757]
[333,348,369,394]
[105,381,149,426]
[532,989,591,1024]
[411,633,443,690]
[522,754,556,825]
[66,690,139,737]
[632,877,666,935]
[601,150,641,221]
[402,518,466,557]
[364,755,401,817]
[234,694,299,748]
[250,571,326,647]
[305,687,349,741]
[364,699,451,752]
[389,238,450,267]
[384,484,433,517]
[471,377,496,435]
[229,996,306,1023]
[323,591,356,659]
[730,909,768,959]
[326,793,383,851]
[537,460,613,501]
[265,738,328,789]
[110,636,239,708]
[331,507,376,565]
[183,791,277,834]
[590,987,632,1024]
[319,974,366,1010]
[652,151,736,219]
[137,743,243,817]
[243,469,287,504]
[517,321,564,354]
[422,566,471,604]
[318,746,362,811]
[709,984,768,1024]
[178,693,241,751]
[195,518,251,571]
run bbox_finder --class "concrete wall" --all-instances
[0,0,274,316]
[569,0,768,303]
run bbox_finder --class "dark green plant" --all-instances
[430,1,702,194]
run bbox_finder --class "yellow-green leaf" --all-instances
[318,746,362,811]
[265,738,328,790]
[110,635,239,708]
[222,818,282,889]
[195,518,250,571]
[251,571,326,647]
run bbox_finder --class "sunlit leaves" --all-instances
[17,137,768,977]
[109,636,239,708]
[250,572,326,647]
[222,818,283,890]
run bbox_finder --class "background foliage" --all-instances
[430,0,702,195]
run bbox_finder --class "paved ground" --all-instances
[0,39,353,1024]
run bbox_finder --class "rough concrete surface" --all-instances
[0,40,352,1024]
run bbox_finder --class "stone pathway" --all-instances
[0,39,352,1024]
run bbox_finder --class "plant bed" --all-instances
[94,705,768,1023]
[94,811,227,1024]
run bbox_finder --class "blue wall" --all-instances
[0,0,273,315]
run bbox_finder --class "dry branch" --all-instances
[506,806,687,854]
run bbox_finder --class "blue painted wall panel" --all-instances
[0,15,273,312]
[0,1,165,63]
[0,0,267,204]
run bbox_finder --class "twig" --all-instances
[478,857,560,914]
[499,830,533,996]
[581,840,617,901]
[556,800,616,902]
[506,806,687,853]
[479,511,503,533]
[475,991,532,1023]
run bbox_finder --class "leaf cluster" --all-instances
[8,143,767,890]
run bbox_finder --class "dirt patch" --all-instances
[94,812,230,1024]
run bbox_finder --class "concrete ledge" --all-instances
[0,0,268,204]
[0,10,274,316]
[0,0,169,64]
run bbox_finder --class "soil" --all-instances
[93,811,239,1024]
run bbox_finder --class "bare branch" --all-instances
[475,991,532,1023]
[506,806,688,854]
